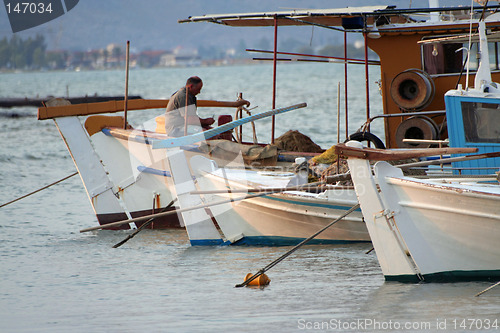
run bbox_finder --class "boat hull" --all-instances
[347,141,500,282]
[96,207,182,230]
[382,176,500,282]
[191,163,369,246]
[230,192,368,245]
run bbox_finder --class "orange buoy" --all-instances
[244,273,271,286]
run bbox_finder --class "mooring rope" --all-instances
[235,203,360,288]
[0,172,78,209]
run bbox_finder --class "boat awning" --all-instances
[178,6,394,27]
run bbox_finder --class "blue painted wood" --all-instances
[152,103,307,149]
[137,166,171,177]
[445,94,500,175]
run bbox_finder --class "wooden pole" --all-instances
[237,92,243,142]
[246,48,380,65]
[475,280,500,297]
[242,106,259,145]
[364,33,371,134]
[123,40,130,129]
[337,82,341,144]
[397,150,500,169]
[184,85,189,136]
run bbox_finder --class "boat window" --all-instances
[422,42,500,75]
[423,43,463,74]
[461,101,500,143]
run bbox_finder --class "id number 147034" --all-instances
[5,2,54,14]
[451,318,498,330]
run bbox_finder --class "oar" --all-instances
[235,203,360,288]
[112,198,177,248]
[397,151,500,169]
[190,172,352,195]
[475,280,500,297]
[191,185,325,195]
[80,187,295,233]
[190,180,327,195]
[0,172,78,208]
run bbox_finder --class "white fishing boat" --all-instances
[343,140,500,282]
[39,98,306,231]
[337,21,500,282]
[162,151,365,245]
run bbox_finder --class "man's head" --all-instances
[186,76,203,95]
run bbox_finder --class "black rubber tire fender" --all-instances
[345,132,386,149]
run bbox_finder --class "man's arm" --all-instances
[197,99,250,108]
[184,115,214,127]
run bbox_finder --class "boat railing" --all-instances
[37,98,249,120]
[402,138,448,146]
[356,110,446,133]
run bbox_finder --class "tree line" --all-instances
[0,35,53,70]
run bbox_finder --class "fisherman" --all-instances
[165,76,250,137]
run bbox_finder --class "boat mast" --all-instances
[344,31,349,141]
[429,0,440,22]
[474,21,493,89]
[271,15,278,144]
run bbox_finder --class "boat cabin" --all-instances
[445,89,500,174]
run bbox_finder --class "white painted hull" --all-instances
[230,192,367,244]
[382,176,500,276]
[347,141,500,282]
[54,118,182,229]
[195,167,368,245]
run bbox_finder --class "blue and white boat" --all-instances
[341,21,500,282]
[345,140,500,282]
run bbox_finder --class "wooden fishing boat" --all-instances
[179,4,500,152]
[342,140,500,282]
[163,151,365,245]
[38,98,307,230]
[337,21,500,282]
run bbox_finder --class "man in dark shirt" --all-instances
[165,76,250,137]
[164,76,214,137]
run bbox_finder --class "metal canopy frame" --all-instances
[179,5,500,28]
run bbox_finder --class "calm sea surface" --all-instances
[1,63,499,332]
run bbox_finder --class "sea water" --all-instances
[0,63,499,332]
